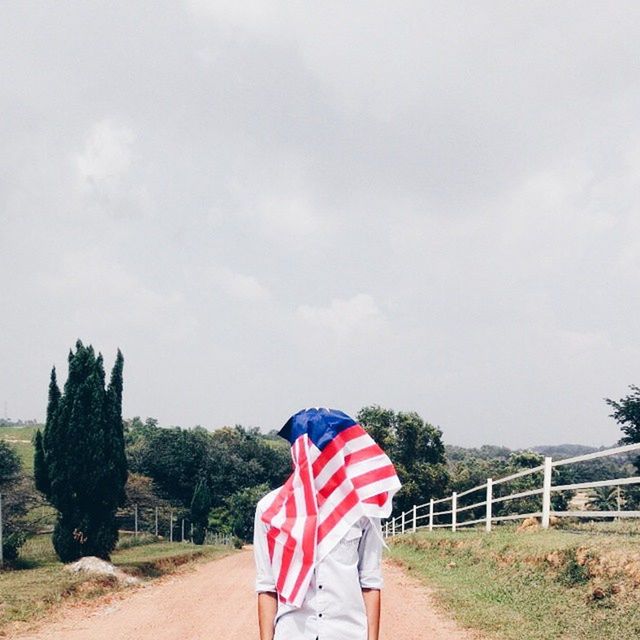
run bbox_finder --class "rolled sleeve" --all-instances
[357,517,384,589]
[253,506,277,593]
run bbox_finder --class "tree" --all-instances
[0,440,21,484]
[190,476,212,545]
[1,441,43,562]
[606,385,640,470]
[357,406,450,515]
[226,483,270,541]
[35,341,128,562]
[587,486,621,512]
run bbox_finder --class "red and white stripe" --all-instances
[261,424,400,607]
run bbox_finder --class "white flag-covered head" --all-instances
[260,408,401,607]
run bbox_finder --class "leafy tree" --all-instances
[226,483,270,541]
[35,341,127,562]
[0,440,21,483]
[129,423,290,511]
[587,486,621,512]
[191,476,212,545]
[357,406,450,514]
[1,442,43,561]
[356,405,396,451]
[606,385,640,470]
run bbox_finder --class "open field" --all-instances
[387,524,640,640]
[0,425,38,474]
[0,533,235,635]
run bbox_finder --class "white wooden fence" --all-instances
[384,442,640,538]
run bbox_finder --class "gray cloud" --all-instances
[1,1,639,447]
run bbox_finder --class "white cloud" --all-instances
[76,120,134,186]
[296,293,384,339]
[212,267,271,301]
[259,196,320,237]
[39,251,195,341]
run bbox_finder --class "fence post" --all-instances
[170,510,174,542]
[181,519,185,542]
[429,498,434,532]
[401,511,405,534]
[0,493,3,569]
[412,504,417,533]
[392,517,396,537]
[542,456,552,529]
[155,506,158,537]
[134,504,138,538]
[485,478,493,533]
[452,492,457,532]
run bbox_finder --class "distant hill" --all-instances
[447,443,618,462]
[530,444,605,459]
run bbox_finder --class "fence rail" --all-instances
[384,442,640,538]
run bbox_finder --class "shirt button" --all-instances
[319,613,323,618]
[318,585,323,589]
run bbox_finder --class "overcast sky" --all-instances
[1,2,639,448]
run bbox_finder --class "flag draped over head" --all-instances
[260,407,401,607]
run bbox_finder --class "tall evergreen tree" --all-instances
[190,475,212,545]
[35,341,127,562]
[33,429,49,495]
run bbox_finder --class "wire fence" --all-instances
[0,498,234,568]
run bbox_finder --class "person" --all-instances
[253,407,401,640]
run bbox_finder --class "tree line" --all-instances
[1,340,639,564]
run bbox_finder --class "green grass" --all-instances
[387,526,640,640]
[0,425,38,474]
[0,533,235,634]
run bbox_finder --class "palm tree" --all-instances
[586,486,621,512]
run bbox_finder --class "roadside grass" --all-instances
[387,526,640,640]
[0,533,235,634]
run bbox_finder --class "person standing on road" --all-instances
[253,407,401,640]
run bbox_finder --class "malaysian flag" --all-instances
[260,407,401,607]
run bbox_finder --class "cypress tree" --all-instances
[190,475,212,545]
[36,341,127,562]
[33,429,50,495]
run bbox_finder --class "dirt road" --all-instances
[14,550,478,640]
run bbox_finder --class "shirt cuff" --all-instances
[255,574,277,593]
[359,569,383,589]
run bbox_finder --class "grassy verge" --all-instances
[0,533,236,634]
[387,525,640,640]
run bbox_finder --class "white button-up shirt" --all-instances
[253,489,384,640]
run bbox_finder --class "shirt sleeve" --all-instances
[253,505,277,593]
[357,517,384,589]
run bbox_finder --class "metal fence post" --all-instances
[542,456,552,529]
[181,519,185,542]
[401,511,405,534]
[392,517,396,537]
[134,504,138,538]
[412,504,417,533]
[452,492,457,532]
[170,510,174,542]
[429,498,434,532]
[486,478,493,533]
[155,507,158,537]
[190,522,194,543]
